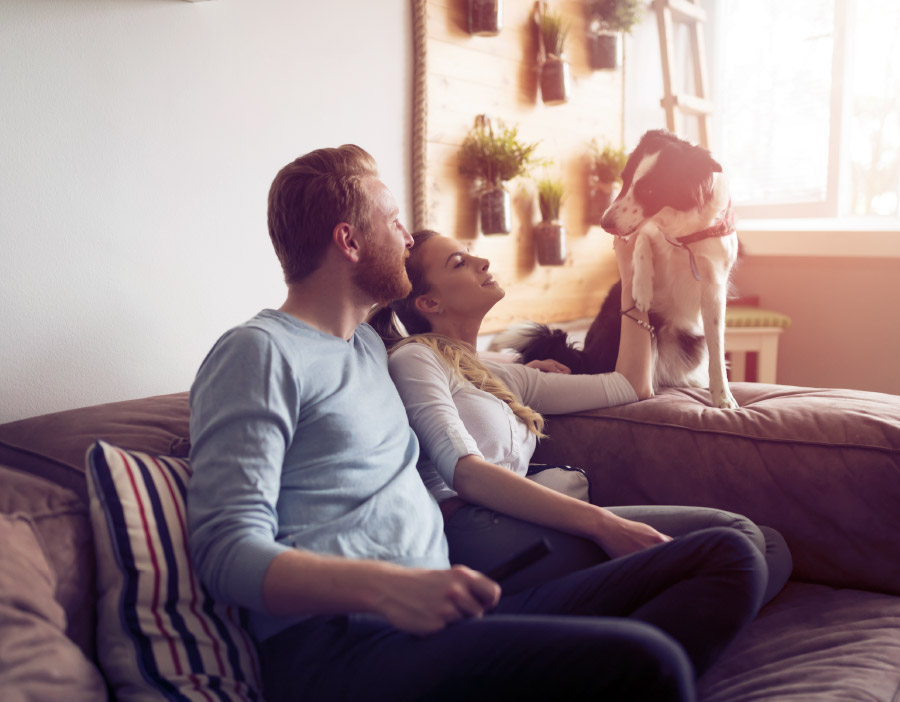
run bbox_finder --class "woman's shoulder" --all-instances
[388,339,451,375]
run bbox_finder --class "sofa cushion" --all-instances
[0,391,191,486]
[0,513,108,701]
[87,440,262,702]
[532,383,900,596]
[0,465,97,658]
[698,581,900,701]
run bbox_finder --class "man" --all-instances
[188,145,765,702]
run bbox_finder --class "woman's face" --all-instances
[416,235,505,319]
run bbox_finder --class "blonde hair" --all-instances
[393,333,546,439]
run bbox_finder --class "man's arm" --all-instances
[261,549,500,635]
[189,326,499,635]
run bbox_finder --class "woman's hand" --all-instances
[595,512,671,559]
[525,359,571,374]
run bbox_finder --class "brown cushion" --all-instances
[698,582,900,701]
[533,383,900,595]
[0,391,190,490]
[0,466,97,658]
[0,513,108,701]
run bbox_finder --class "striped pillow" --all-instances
[87,440,263,702]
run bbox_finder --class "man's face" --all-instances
[353,179,414,305]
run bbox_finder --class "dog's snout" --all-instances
[600,207,619,235]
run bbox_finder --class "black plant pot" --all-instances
[587,179,619,225]
[535,221,567,265]
[588,32,621,70]
[539,58,571,105]
[469,0,502,36]
[479,187,511,235]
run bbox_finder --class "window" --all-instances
[625,0,900,222]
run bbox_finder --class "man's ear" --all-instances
[414,294,441,317]
[333,222,362,263]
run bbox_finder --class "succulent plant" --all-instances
[588,139,627,183]
[458,116,542,188]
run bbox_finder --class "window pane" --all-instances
[846,1,900,217]
[716,0,835,210]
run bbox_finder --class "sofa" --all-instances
[1,382,899,701]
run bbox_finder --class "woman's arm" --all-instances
[453,455,670,558]
[613,235,654,399]
[389,343,668,558]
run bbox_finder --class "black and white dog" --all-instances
[510,129,740,408]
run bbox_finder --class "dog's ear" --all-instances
[687,145,722,208]
[690,144,722,174]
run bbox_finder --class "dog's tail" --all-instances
[492,322,592,375]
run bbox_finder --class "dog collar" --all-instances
[665,200,736,280]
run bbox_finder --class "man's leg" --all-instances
[260,612,694,702]
[496,526,766,676]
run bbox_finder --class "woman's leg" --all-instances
[497,527,767,677]
[606,505,792,603]
[443,504,608,594]
[445,502,791,603]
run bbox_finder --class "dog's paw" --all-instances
[632,276,653,312]
[712,388,739,409]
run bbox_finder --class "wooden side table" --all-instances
[725,307,792,383]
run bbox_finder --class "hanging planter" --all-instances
[535,221,567,265]
[587,178,620,224]
[478,186,512,235]
[458,115,540,236]
[540,57,571,105]
[535,175,567,266]
[585,0,645,71]
[534,2,571,105]
[587,30,621,70]
[586,139,627,226]
[468,0,502,36]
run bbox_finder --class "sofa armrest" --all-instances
[532,383,900,595]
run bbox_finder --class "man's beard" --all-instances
[354,245,412,305]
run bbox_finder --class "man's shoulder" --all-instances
[215,311,287,352]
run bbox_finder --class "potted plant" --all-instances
[458,115,541,235]
[535,175,567,265]
[534,3,571,104]
[468,0,502,36]
[586,0,645,70]
[586,139,627,225]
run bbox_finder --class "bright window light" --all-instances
[626,0,900,221]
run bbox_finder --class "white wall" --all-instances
[0,0,413,423]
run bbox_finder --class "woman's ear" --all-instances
[414,294,442,318]
[333,222,362,263]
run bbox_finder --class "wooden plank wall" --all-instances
[417,0,626,333]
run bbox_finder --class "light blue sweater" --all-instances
[187,310,449,642]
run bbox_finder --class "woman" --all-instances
[369,230,791,603]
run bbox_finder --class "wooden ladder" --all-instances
[653,0,713,148]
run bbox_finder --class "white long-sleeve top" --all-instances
[388,342,638,503]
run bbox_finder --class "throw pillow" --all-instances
[87,440,262,702]
[0,513,108,702]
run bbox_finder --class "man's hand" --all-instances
[373,564,501,635]
[525,359,571,374]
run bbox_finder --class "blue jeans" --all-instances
[259,528,766,702]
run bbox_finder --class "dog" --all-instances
[508,129,740,408]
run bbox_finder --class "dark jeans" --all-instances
[445,503,792,604]
[259,527,766,702]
